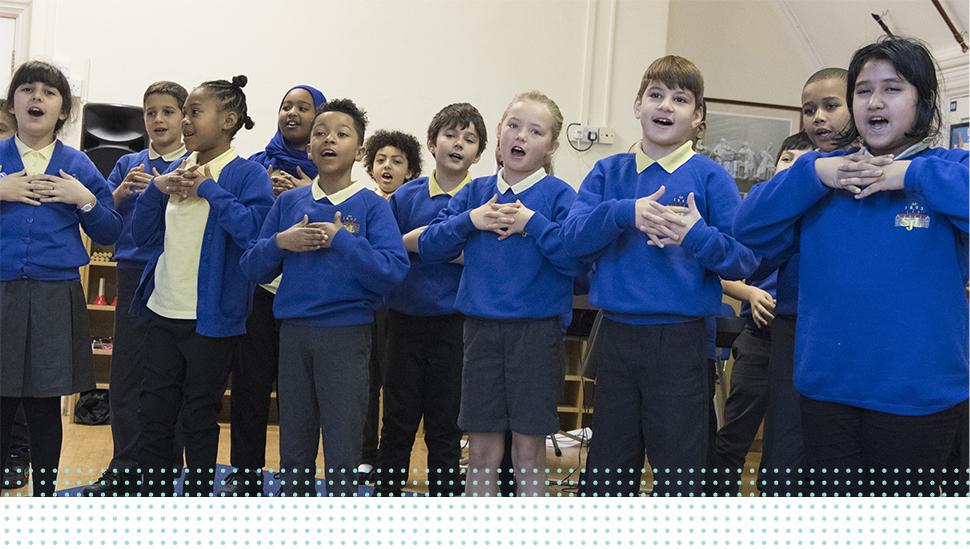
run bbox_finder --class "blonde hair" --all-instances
[498,90,563,175]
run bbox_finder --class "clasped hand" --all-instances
[276,212,346,252]
[815,151,909,199]
[470,194,535,241]
[154,160,210,200]
[634,185,701,248]
[0,169,96,208]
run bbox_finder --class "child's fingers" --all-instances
[854,182,888,200]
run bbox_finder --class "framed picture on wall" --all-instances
[698,98,802,194]
[950,122,969,151]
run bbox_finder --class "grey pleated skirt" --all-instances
[1,279,95,397]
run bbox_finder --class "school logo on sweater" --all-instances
[895,202,930,231]
[341,214,361,235]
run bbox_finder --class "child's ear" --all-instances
[689,105,703,129]
[633,95,643,119]
[469,152,482,166]
[427,138,437,158]
[355,145,365,162]
[223,111,239,132]
[549,140,561,156]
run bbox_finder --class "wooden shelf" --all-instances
[89,260,117,267]
[87,304,115,312]
[92,348,112,356]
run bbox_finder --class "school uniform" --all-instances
[240,180,409,496]
[372,172,470,495]
[562,142,757,496]
[709,270,776,495]
[0,136,122,495]
[420,169,580,439]
[132,148,274,496]
[733,144,969,494]
[96,145,188,487]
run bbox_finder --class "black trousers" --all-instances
[139,313,235,496]
[108,267,187,475]
[709,326,770,495]
[759,315,807,495]
[800,396,965,496]
[0,397,60,496]
[229,286,279,472]
[580,319,709,496]
[361,309,388,466]
[375,311,463,495]
[7,404,29,462]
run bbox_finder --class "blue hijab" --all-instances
[249,84,326,178]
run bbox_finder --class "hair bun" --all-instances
[243,115,255,130]
[231,75,248,89]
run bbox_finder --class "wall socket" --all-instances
[568,124,615,145]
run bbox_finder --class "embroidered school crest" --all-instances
[341,214,361,235]
[894,201,930,231]
[670,194,690,209]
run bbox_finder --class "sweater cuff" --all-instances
[329,227,355,251]
[196,178,220,200]
[142,180,166,201]
[454,210,477,236]
[615,198,637,228]
[680,215,711,253]
[80,200,111,224]
[524,211,551,236]
[903,157,926,194]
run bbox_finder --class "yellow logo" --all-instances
[342,214,361,235]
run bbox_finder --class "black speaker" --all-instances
[81,103,147,178]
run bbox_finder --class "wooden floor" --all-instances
[2,417,763,496]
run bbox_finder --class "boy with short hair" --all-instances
[562,55,757,496]
[240,99,409,496]
[82,81,190,496]
[374,102,486,495]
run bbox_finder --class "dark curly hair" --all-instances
[364,130,422,178]
[197,75,254,137]
[314,98,368,145]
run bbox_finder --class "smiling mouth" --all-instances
[652,117,673,126]
[285,119,300,128]
[153,127,168,134]
[448,152,464,161]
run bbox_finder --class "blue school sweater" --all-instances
[107,149,189,269]
[732,147,969,415]
[419,173,580,320]
[132,156,274,337]
[0,138,122,281]
[240,183,409,327]
[386,176,463,316]
[561,153,757,324]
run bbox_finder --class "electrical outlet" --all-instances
[597,127,615,145]
[569,125,591,142]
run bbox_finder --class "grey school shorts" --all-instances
[458,317,564,436]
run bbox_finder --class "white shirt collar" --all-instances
[495,168,547,195]
[311,178,368,205]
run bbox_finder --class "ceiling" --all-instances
[781,0,969,65]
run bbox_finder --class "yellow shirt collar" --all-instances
[312,178,367,205]
[636,140,695,174]
[15,135,56,162]
[496,168,547,195]
[185,147,237,182]
[429,170,472,197]
[374,187,394,200]
[149,143,187,162]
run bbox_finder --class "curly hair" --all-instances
[364,130,422,178]
[196,74,254,136]
[314,98,368,145]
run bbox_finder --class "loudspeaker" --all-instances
[81,103,147,178]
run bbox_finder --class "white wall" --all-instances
[24,0,670,188]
